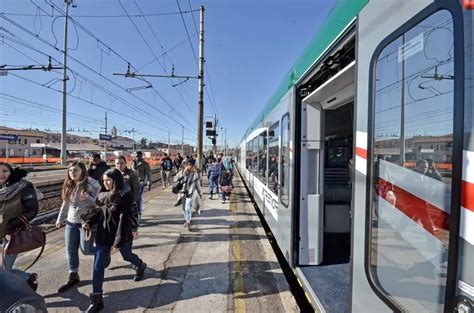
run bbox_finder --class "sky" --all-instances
[0,0,337,149]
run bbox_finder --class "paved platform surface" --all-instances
[17,173,299,312]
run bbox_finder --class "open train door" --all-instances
[352,0,469,312]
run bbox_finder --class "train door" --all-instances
[352,0,467,312]
[296,31,356,311]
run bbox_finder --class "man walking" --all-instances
[160,153,173,189]
[130,151,151,224]
[88,153,110,184]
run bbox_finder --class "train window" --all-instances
[258,131,267,184]
[369,10,454,312]
[252,137,259,175]
[246,141,251,171]
[280,114,290,207]
[267,122,280,195]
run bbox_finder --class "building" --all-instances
[0,127,47,157]
[110,135,135,150]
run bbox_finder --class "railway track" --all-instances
[34,169,164,227]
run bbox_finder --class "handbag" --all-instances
[2,215,46,271]
[172,180,184,194]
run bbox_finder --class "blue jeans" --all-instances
[1,241,29,280]
[209,176,218,195]
[93,241,141,293]
[182,197,192,223]
[65,223,94,273]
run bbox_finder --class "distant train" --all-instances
[236,0,473,312]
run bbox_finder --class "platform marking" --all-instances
[230,191,246,313]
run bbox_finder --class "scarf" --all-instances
[0,180,28,202]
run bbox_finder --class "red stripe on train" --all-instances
[462,180,474,213]
[377,178,449,239]
[356,147,367,159]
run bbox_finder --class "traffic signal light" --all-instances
[212,138,216,145]
[206,121,213,128]
[206,129,216,136]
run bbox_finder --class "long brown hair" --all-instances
[62,161,88,201]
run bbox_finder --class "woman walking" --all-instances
[56,161,101,293]
[0,162,39,290]
[82,168,146,312]
[219,169,233,204]
[174,161,202,228]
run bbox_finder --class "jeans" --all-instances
[182,197,192,223]
[136,183,145,225]
[92,241,141,293]
[119,240,141,268]
[92,244,111,293]
[1,240,29,280]
[209,176,218,195]
[65,223,94,273]
[161,170,170,188]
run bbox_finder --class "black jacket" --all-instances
[83,187,136,248]
[88,161,110,183]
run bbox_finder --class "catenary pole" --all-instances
[61,0,72,165]
[104,111,108,160]
[181,125,184,155]
[196,5,205,170]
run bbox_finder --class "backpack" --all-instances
[164,159,173,171]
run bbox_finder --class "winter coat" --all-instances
[121,168,140,203]
[57,177,101,225]
[174,170,202,210]
[131,159,151,185]
[83,186,136,248]
[0,180,38,238]
[88,161,110,184]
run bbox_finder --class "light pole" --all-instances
[60,0,75,165]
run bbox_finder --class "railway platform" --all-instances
[15,174,299,312]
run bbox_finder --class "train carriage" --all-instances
[237,0,473,312]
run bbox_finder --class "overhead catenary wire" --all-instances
[1,5,196,134]
[119,0,198,121]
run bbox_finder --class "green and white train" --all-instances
[237,0,473,311]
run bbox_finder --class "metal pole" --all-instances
[400,33,406,166]
[6,140,8,163]
[168,131,170,154]
[60,0,71,165]
[181,125,184,155]
[132,128,136,154]
[224,128,227,156]
[213,114,217,155]
[104,111,108,161]
[220,127,223,153]
[196,5,205,170]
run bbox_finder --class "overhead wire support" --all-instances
[113,63,199,80]
[0,56,63,71]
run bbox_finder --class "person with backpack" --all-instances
[160,153,173,189]
[81,168,146,312]
[219,169,233,204]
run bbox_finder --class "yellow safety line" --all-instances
[230,191,246,313]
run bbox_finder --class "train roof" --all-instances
[244,0,368,139]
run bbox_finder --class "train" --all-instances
[236,0,473,312]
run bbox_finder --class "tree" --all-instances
[139,137,147,149]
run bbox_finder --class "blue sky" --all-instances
[0,0,336,148]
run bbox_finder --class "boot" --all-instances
[58,272,80,293]
[134,261,147,282]
[85,292,103,312]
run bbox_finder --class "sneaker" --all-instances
[222,200,226,204]
[198,209,201,215]
[174,198,183,207]
[208,195,213,200]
